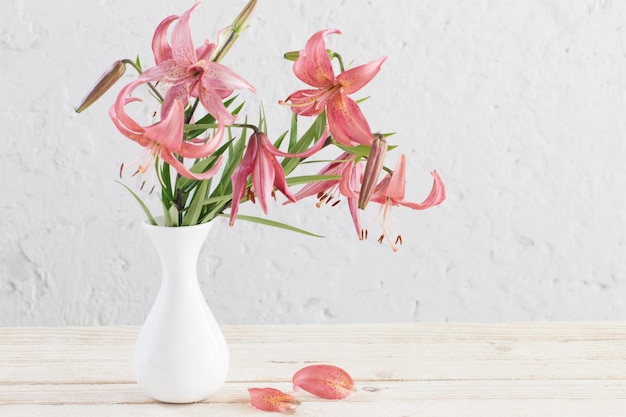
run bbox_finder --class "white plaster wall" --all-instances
[2,0,626,326]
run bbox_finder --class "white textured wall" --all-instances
[2,0,626,326]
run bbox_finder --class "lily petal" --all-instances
[337,56,387,94]
[142,100,185,152]
[371,154,446,210]
[248,387,301,412]
[292,364,355,400]
[230,135,259,225]
[151,15,177,64]
[326,94,374,146]
[178,122,224,158]
[398,170,446,210]
[171,2,200,67]
[293,29,340,88]
[161,151,223,181]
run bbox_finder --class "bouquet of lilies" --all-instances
[76,0,445,252]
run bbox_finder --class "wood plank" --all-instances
[1,323,626,415]
[2,323,626,383]
[2,399,626,417]
[3,379,626,405]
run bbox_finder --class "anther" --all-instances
[378,235,384,244]
[395,235,403,245]
[331,200,340,207]
[247,189,256,203]
[119,163,124,179]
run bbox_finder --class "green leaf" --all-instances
[282,111,328,175]
[116,181,157,225]
[182,179,209,226]
[176,156,219,190]
[288,112,298,149]
[273,130,288,149]
[185,96,243,139]
[220,214,324,237]
[335,142,398,158]
[167,204,179,227]
[285,174,341,186]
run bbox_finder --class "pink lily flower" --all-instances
[109,89,223,180]
[229,130,327,225]
[292,364,355,400]
[118,3,255,128]
[248,387,301,412]
[368,154,446,252]
[282,29,386,146]
[291,152,364,239]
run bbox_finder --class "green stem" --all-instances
[332,52,346,72]
[213,31,236,63]
[121,58,163,102]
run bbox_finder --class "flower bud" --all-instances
[358,134,387,209]
[231,0,258,34]
[283,50,300,61]
[75,60,126,113]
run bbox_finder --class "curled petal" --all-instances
[289,152,350,202]
[152,15,178,64]
[399,170,446,210]
[292,365,355,400]
[293,29,340,88]
[178,122,224,158]
[171,2,201,67]
[142,100,185,152]
[337,56,387,95]
[161,151,223,181]
[282,88,333,117]
[248,388,301,412]
[370,154,446,210]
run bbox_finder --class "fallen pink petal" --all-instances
[248,387,301,412]
[292,364,355,400]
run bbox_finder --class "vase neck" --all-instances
[142,221,214,282]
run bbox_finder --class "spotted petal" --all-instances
[326,94,374,146]
[151,14,177,64]
[337,56,387,94]
[248,387,301,412]
[292,364,355,400]
[293,29,340,88]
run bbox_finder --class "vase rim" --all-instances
[143,215,218,229]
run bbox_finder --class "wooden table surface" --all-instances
[1,322,626,416]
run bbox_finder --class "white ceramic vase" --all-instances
[133,219,229,403]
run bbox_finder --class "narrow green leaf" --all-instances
[182,179,209,226]
[282,111,328,175]
[220,214,324,238]
[334,143,398,158]
[167,205,179,227]
[285,174,341,186]
[272,131,288,149]
[116,181,157,225]
[288,112,298,149]
[161,200,173,226]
